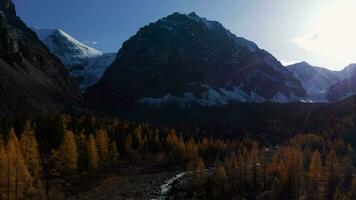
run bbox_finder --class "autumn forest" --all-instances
[0,114,355,200]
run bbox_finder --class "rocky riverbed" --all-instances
[66,160,181,200]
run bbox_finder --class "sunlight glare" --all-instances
[293,0,356,67]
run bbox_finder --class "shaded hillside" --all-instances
[0,0,83,115]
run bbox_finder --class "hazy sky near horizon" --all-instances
[13,0,356,70]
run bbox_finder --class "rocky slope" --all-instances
[33,28,116,91]
[86,12,307,113]
[70,53,116,91]
[326,73,356,102]
[326,64,356,102]
[0,0,83,115]
[287,62,356,102]
[286,62,341,102]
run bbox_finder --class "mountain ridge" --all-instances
[86,12,307,114]
[0,0,84,115]
[287,61,356,102]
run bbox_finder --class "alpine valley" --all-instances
[2,1,356,199]
[1,0,355,120]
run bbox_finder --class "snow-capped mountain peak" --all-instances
[33,28,103,64]
[286,62,341,102]
[33,28,116,91]
[44,29,103,64]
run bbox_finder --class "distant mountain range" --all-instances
[30,18,356,106]
[32,28,116,91]
[85,12,308,113]
[0,0,83,115]
[287,62,356,102]
[2,0,356,118]
[30,14,356,107]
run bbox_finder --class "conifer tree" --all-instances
[249,142,260,190]
[20,121,43,178]
[57,130,79,172]
[95,129,110,164]
[185,138,198,163]
[77,131,87,171]
[19,121,45,199]
[341,146,353,185]
[153,129,161,152]
[166,129,185,161]
[86,135,99,170]
[125,134,133,154]
[109,141,119,161]
[196,157,205,185]
[321,148,340,200]
[260,149,267,190]
[214,165,228,197]
[349,178,356,199]
[6,128,33,200]
[133,126,144,152]
[0,136,7,198]
[236,152,244,199]
[307,150,323,199]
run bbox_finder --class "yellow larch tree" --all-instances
[185,138,198,164]
[308,150,323,199]
[6,128,33,200]
[166,129,185,161]
[133,126,144,152]
[86,135,99,170]
[125,134,133,154]
[321,148,340,200]
[19,121,45,199]
[214,165,228,195]
[77,131,87,171]
[95,129,110,165]
[109,141,119,161]
[0,136,7,198]
[57,130,79,172]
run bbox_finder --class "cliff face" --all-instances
[0,0,83,115]
[0,0,16,16]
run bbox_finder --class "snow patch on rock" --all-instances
[139,85,309,106]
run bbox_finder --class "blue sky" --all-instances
[13,0,356,70]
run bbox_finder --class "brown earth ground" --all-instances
[57,156,181,200]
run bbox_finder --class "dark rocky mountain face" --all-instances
[287,62,356,103]
[286,62,342,102]
[326,64,356,102]
[0,0,83,115]
[86,12,306,113]
[0,0,15,17]
[326,74,356,102]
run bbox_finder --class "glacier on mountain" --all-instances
[32,28,116,91]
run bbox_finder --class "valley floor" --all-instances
[66,159,179,200]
